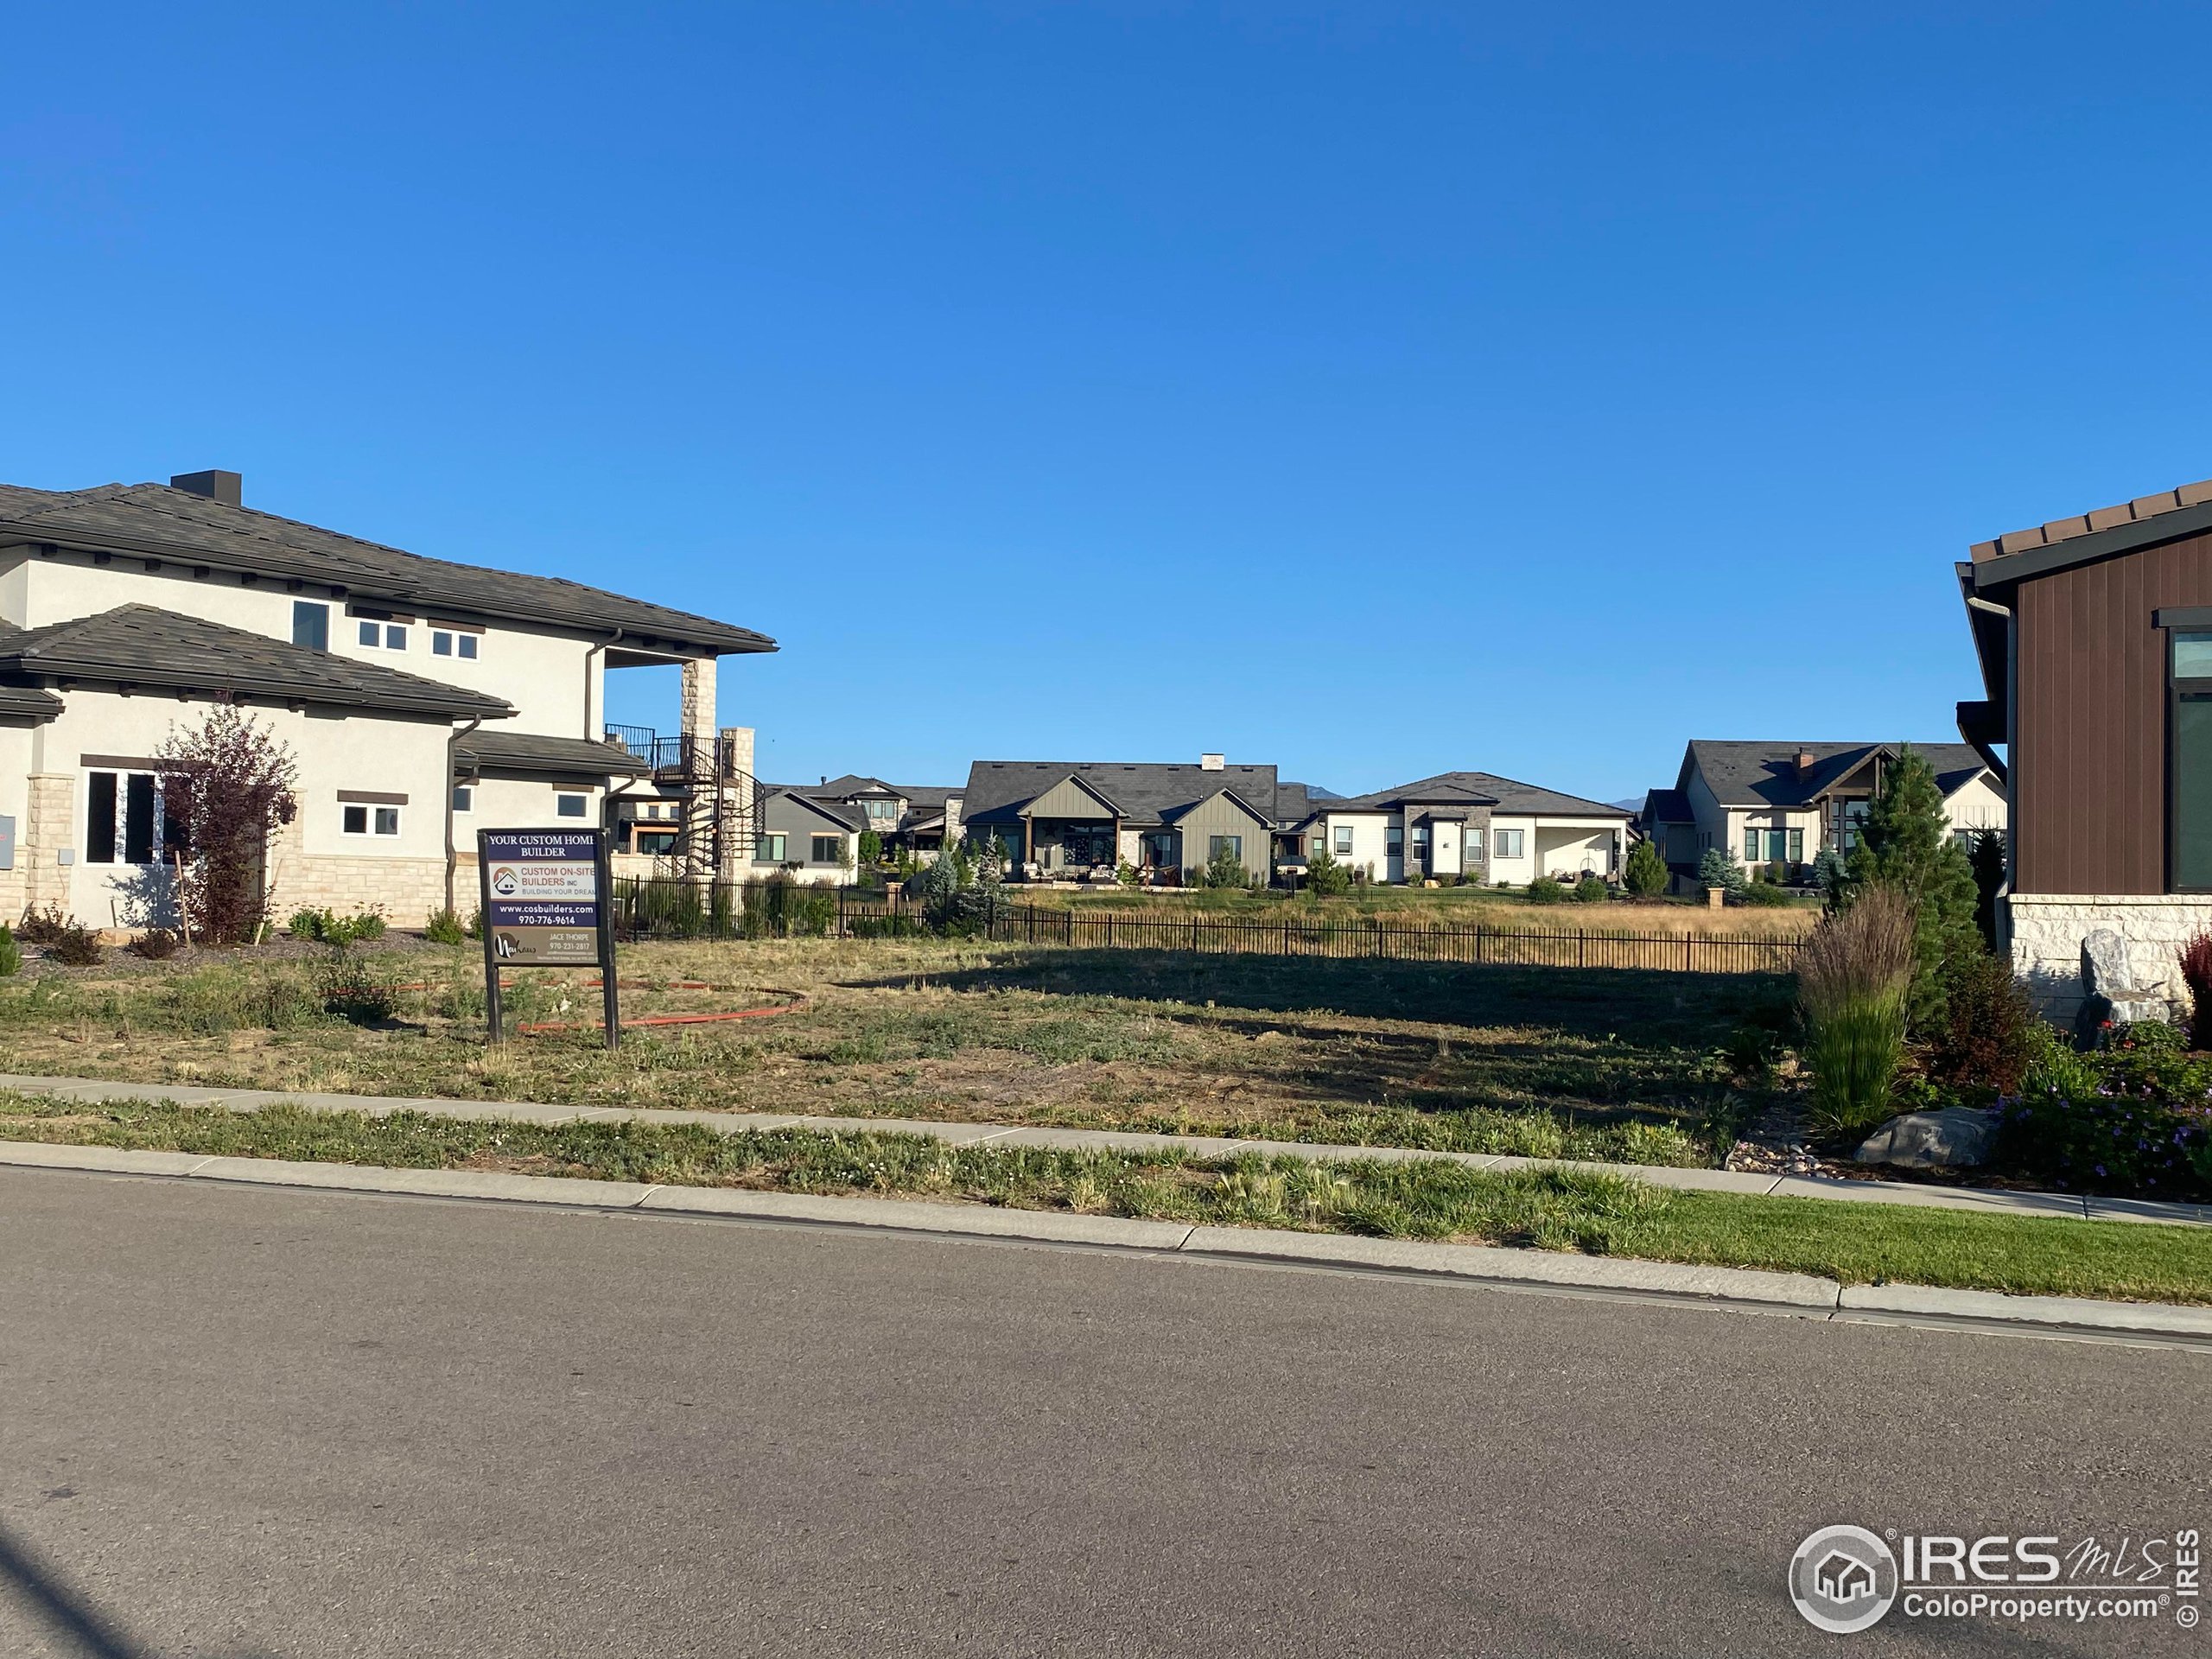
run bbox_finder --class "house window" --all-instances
[1333,825,1353,856]
[431,629,481,659]
[1385,828,1403,857]
[1208,835,1243,862]
[292,601,329,650]
[1744,829,1760,863]
[358,620,407,650]
[1789,828,1804,863]
[810,834,844,863]
[863,798,898,823]
[342,804,402,836]
[2173,632,2212,888]
[1466,828,1485,861]
[756,833,787,862]
[357,620,378,647]
[1309,836,1325,857]
[86,771,159,865]
[452,785,474,812]
[556,793,587,818]
[1494,829,1524,859]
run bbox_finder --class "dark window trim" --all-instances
[2169,627,2212,893]
[337,789,409,805]
[79,753,166,772]
[2155,607,2212,629]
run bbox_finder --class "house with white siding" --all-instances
[1297,772,1630,887]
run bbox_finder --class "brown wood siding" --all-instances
[2015,529,2212,893]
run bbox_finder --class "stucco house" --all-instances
[1640,741,2005,892]
[1957,474,2212,1019]
[0,470,773,930]
[957,756,1313,883]
[1300,772,1630,887]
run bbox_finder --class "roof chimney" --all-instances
[1795,749,1815,777]
[170,469,241,507]
[1200,753,1225,772]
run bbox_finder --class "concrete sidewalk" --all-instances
[1,1069,2206,1229]
[4,1141,2209,1348]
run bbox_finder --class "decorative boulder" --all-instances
[2081,929,2136,1001]
[1855,1107,1997,1170]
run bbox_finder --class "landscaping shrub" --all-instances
[1696,847,1746,896]
[2180,929,2212,1050]
[1922,945,2034,1096]
[1810,846,1850,911]
[1843,745,1980,1033]
[1740,881,1790,907]
[1996,1025,2212,1199]
[858,829,883,865]
[1573,874,1608,904]
[42,918,104,967]
[1967,828,2006,950]
[1116,860,1141,890]
[1623,836,1668,897]
[0,925,19,977]
[1798,884,1916,1139]
[312,952,404,1025]
[127,928,182,961]
[289,906,387,947]
[16,906,69,946]
[1526,876,1567,905]
[1195,842,1254,890]
[1303,849,1352,897]
[156,704,299,944]
[423,907,469,946]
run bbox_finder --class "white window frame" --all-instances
[555,792,588,819]
[342,803,404,837]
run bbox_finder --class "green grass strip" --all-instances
[3,1091,2206,1305]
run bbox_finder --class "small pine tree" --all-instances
[1811,845,1851,912]
[1697,845,1746,895]
[1967,828,2005,950]
[1303,848,1352,897]
[1198,840,1250,889]
[1843,745,1981,1033]
[857,828,883,865]
[1624,836,1668,897]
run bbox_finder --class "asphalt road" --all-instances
[0,1166,2203,1659]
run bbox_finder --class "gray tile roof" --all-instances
[0,604,514,720]
[1325,771,1629,818]
[959,760,1301,829]
[0,480,775,657]
[0,682,63,721]
[1679,741,1991,809]
[455,730,651,779]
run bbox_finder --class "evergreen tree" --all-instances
[1843,745,1980,1032]
[1697,845,1746,895]
[1624,835,1669,897]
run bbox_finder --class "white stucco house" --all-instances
[1638,741,2006,892]
[0,469,775,931]
[1296,772,1630,887]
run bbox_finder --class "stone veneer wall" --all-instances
[17,772,73,918]
[2008,893,2212,1024]
[265,820,444,923]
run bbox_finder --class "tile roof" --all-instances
[0,480,775,656]
[959,760,1300,829]
[1971,477,2212,563]
[0,604,514,720]
[1324,771,1629,818]
[455,730,651,779]
[1679,741,1990,809]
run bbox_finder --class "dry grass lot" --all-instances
[0,938,1796,1166]
[998,882,1821,937]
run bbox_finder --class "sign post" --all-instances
[476,827,620,1048]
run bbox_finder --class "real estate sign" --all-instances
[477,827,620,1046]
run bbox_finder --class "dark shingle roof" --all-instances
[760,787,864,831]
[959,760,1300,829]
[0,604,513,720]
[1325,771,1628,818]
[1680,741,1991,809]
[0,481,774,657]
[455,730,650,779]
[1642,786,1692,824]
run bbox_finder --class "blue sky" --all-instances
[5,3,2209,801]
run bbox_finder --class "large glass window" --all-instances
[292,601,328,650]
[756,834,787,862]
[2177,635,2212,887]
[810,834,844,863]
[1208,835,1243,862]
[86,772,157,864]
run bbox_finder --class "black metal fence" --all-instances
[614,877,1802,974]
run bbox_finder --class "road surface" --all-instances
[0,1166,2201,1656]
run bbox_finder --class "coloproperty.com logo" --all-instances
[1789,1524,2202,1634]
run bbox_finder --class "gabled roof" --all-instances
[455,730,649,779]
[1678,741,1990,809]
[0,480,775,657]
[1159,786,1274,826]
[1642,786,1692,825]
[958,760,1301,829]
[760,786,864,831]
[0,604,513,720]
[1322,771,1628,819]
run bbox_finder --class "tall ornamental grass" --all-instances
[1799,885,1916,1138]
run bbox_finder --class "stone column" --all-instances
[679,657,717,744]
[22,773,73,918]
[715,725,754,880]
[677,658,718,880]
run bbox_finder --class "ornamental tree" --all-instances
[156,703,299,944]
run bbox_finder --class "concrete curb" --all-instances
[3,1140,2208,1345]
[5,1071,2207,1229]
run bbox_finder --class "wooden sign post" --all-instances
[477,827,620,1047]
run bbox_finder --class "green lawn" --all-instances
[6,1092,2206,1304]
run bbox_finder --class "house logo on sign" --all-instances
[1789,1525,1899,1633]
[492,866,519,897]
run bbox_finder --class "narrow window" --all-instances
[451,785,474,812]
[556,793,587,819]
[433,631,454,656]
[124,773,156,865]
[810,834,843,863]
[1466,828,1485,860]
[342,804,370,835]
[385,624,407,650]
[2173,632,2212,888]
[1788,828,1804,863]
[1309,836,1324,856]
[458,633,478,659]
[292,601,329,650]
[86,772,118,863]
[1333,825,1353,855]
[374,806,401,836]
[358,620,380,647]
